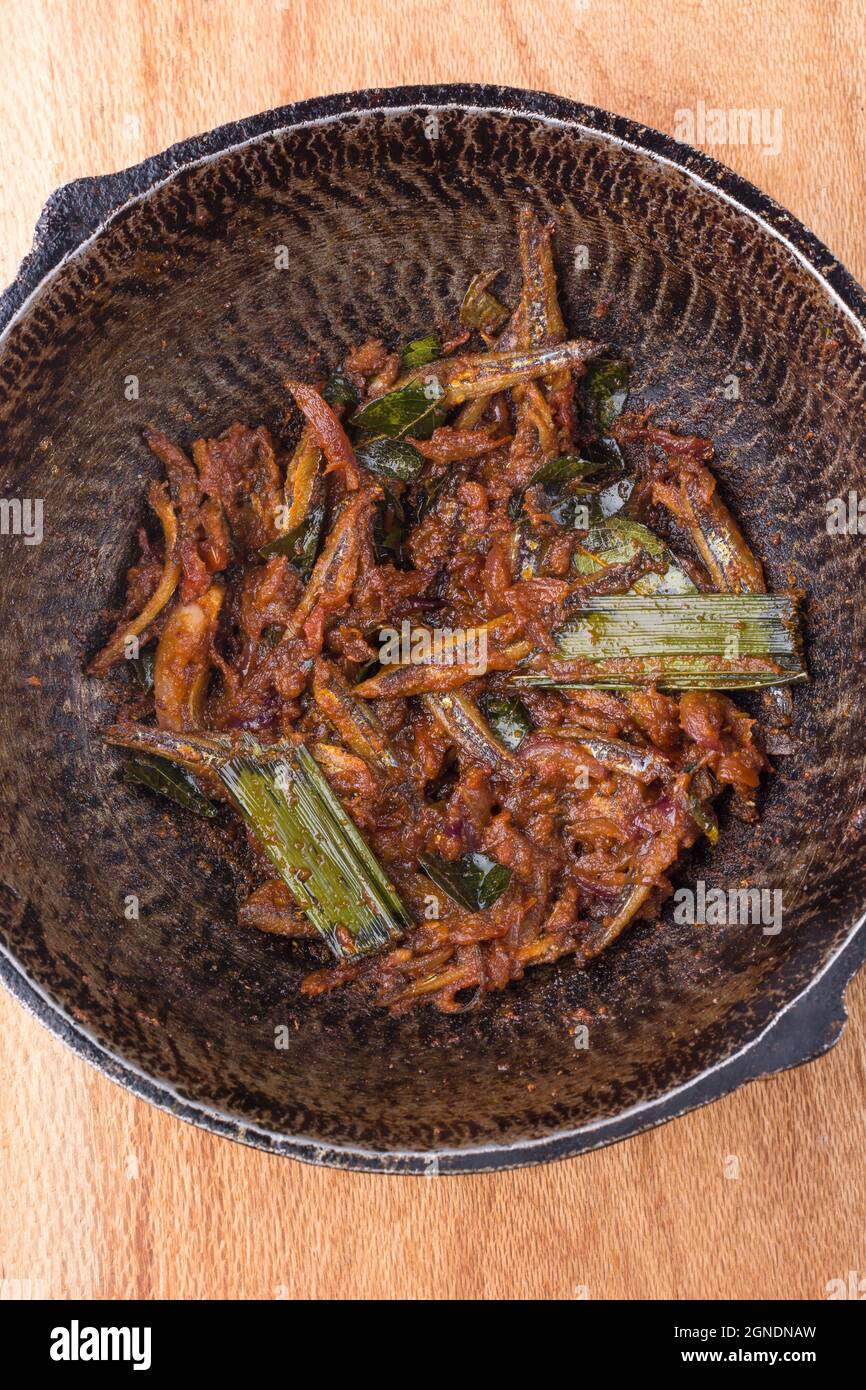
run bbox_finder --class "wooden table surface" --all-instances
[1,0,864,1302]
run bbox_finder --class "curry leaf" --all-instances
[322,370,360,408]
[583,358,629,432]
[259,499,327,576]
[353,379,449,440]
[124,755,217,817]
[373,488,408,564]
[401,334,441,368]
[355,436,426,481]
[127,648,155,691]
[573,516,696,594]
[481,695,533,751]
[460,271,510,331]
[419,851,512,911]
[508,455,606,520]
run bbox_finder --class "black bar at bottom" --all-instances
[0,1296,860,1373]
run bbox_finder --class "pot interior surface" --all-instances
[1,98,865,1161]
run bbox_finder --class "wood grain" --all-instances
[1,0,865,1302]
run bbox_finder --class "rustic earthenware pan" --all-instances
[1,85,864,1173]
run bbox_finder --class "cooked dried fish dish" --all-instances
[90,207,805,1014]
